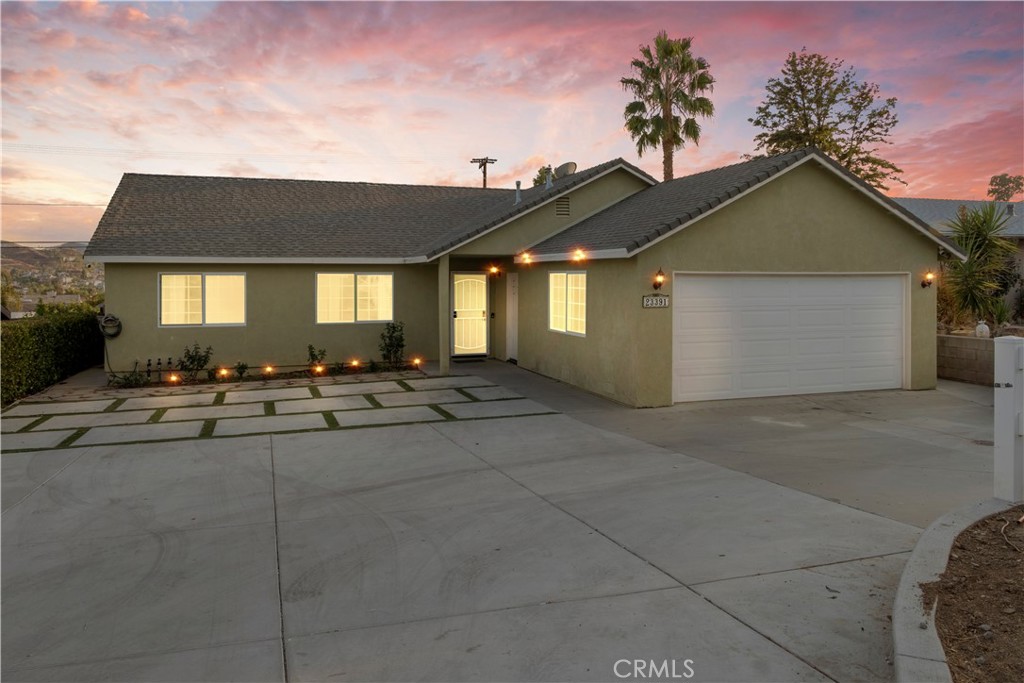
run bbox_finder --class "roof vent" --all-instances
[545,166,554,190]
[553,162,577,179]
[515,181,521,205]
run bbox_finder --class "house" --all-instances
[85,148,964,407]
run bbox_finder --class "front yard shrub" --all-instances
[307,344,326,365]
[234,361,249,381]
[110,362,150,388]
[177,342,214,382]
[379,321,405,370]
[1,308,104,406]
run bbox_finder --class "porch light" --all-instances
[921,271,935,288]
[489,265,500,275]
[653,268,666,290]
[572,248,586,262]
[520,252,532,264]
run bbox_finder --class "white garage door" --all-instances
[673,274,904,402]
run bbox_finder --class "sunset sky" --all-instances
[2,1,1022,244]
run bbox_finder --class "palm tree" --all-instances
[621,32,715,181]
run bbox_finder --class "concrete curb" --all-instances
[892,497,1016,683]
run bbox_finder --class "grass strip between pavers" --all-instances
[454,387,480,402]
[264,401,276,416]
[57,427,89,448]
[147,408,167,424]
[308,386,322,399]
[395,379,414,392]
[18,415,51,432]
[103,398,126,412]
[364,394,383,408]
[322,411,340,429]
[428,404,457,420]
[199,419,217,437]
[212,392,226,406]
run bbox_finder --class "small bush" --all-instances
[110,362,150,388]
[307,344,326,365]
[234,361,249,381]
[379,321,405,370]
[1,309,104,406]
[177,342,213,382]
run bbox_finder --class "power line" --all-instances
[1,203,107,206]
[3,142,430,164]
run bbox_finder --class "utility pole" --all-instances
[471,157,497,188]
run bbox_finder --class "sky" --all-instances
[1,0,1022,244]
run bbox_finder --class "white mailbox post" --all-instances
[994,336,1024,503]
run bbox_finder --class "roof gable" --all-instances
[526,149,966,261]
[891,197,1023,238]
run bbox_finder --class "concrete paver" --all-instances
[117,394,217,411]
[222,387,313,404]
[464,385,522,401]
[162,402,267,421]
[374,388,469,407]
[440,398,555,419]
[40,409,156,430]
[695,553,910,682]
[331,405,443,427]
[74,421,205,447]
[403,376,494,390]
[285,587,828,682]
[317,380,404,397]
[213,413,327,436]
[274,395,372,414]
[3,399,115,416]
[1,416,37,433]
[1,429,78,451]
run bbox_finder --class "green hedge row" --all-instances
[1,310,104,407]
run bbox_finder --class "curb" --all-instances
[892,497,1016,683]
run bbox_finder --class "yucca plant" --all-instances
[941,203,1016,321]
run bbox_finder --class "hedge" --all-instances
[1,310,104,406]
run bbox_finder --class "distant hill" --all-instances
[1,241,86,272]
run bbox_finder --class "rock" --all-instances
[979,623,992,631]
[1002,607,1016,614]
[983,631,995,640]
[919,621,928,630]
[975,656,987,665]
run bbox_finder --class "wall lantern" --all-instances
[653,268,666,290]
[572,248,586,262]
[921,271,935,288]
[488,265,501,276]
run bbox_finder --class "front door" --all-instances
[452,273,488,356]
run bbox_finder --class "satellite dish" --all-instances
[553,162,577,179]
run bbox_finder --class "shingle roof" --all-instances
[890,198,1023,238]
[86,175,512,260]
[530,148,965,259]
[85,159,655,262]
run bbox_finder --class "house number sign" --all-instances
[642,294,670,309]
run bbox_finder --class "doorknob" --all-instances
[453,311,458,319]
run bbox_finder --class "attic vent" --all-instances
[555,197,571,217]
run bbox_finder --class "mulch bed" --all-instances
[922,504,1024,683]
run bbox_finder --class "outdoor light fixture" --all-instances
[653,268,666,290]
[572,248,586,262]
[412,357,422,367]
[218,368,229,378]
[350,360,360,368]
[263,365,274,374]
[168,373,180,383]
[489,265,501,276]
[520,252,532,264]
[921,271,935,288]
[312,364,325,374]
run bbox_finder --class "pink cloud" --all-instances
[1,66,63,86]
[31,27,76,49]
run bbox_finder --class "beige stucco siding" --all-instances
[451,170,650,257]
[516,160,941,407]
[103,263,438,372]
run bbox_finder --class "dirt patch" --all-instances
[922,505,1024,683]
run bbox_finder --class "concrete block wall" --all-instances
[936,335,994,385]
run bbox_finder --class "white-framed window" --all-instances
[316,273,393,323]
[549,271,586,335]
[159,273,246,326]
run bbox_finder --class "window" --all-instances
[160,273,245,326]
[317,273,393,323]
[549,271,586,335]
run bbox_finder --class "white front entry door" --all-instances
[673,274,905,402]
[452,273,488,356]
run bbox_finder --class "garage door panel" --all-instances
[673,275,904,402]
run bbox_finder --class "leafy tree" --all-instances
[940,203,1018,322]
[750,50,903,189]
[621,31,715,181]
[1,270,19,312]
[987,173,1024,201]
[532,165,550,187]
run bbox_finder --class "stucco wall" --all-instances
[516,159,941,407]
[103,263,439,372]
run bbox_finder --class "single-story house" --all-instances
[85,147,965,407]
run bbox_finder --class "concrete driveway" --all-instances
[1,366,992,682]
